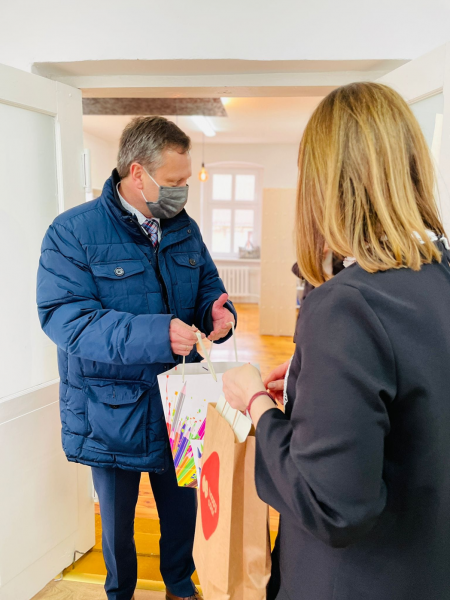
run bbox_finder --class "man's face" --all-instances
[142,148,192,203]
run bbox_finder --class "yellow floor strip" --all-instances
[63,571,169,593]
[64,513,275,590]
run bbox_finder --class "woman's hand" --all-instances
[222,364,266,412]
[263,359,291,402]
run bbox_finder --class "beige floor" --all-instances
[32,580,164,599]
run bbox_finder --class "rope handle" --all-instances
[180,321,237,383]
[196,331,218,381]
[209,321,238,363]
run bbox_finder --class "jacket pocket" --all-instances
[90,260,147,314]
[84,378,149,457]
[171,252,205,308]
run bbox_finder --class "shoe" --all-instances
[165,586,202,600]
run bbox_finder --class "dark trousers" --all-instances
[92,459,197,600]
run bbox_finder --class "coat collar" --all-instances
[100,169,192,245]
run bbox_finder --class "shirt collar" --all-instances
[343,230,448,268]
[116,182,160,227]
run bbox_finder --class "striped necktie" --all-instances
[141,219,159,248]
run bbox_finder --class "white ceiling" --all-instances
[82,96,324,145]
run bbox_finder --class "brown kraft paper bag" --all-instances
[193,403,271,600]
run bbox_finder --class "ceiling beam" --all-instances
[82,97,227,116]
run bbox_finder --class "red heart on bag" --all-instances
[200,452,220,540]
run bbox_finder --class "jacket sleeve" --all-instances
[193,241,237,343]
[255,283,395,548]
[37,222,175,365]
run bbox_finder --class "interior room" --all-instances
[82,95,320,333]
[2,2,450,599]
[57,92,310,595]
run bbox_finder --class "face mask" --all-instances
[141,167,189,219]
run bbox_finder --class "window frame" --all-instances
[202,162,263,260]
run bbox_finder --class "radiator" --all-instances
[218,266,251,298]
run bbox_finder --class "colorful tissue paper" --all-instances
[158,362,259,488]
[159,363,226,488]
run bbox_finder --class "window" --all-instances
[203,164,263,259]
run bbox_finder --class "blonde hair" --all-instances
[296,82,445,287]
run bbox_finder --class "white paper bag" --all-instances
[157,361,246,487]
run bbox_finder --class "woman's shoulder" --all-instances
[303,259,448,328]
[302,263,374,304]
[301,268,374,321]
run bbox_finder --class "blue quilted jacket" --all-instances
[37,170,236,472]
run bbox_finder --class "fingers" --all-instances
[262,360,291,388]
[170,319,198,342]
[266,381,285,403]
[213,292,229,310]
[208,323,232,341]
[272,390,284,403]
[171,343,194,356]
[266,380,284,392]
[169,319,206,355]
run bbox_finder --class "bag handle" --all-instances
[209,322,239,363]
[196,331,218,381]
[181,321,237,383]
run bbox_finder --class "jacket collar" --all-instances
[100,169,192,244]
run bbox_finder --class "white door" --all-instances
[0,63,94,600]
[378,42,450,233]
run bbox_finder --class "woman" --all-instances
[292,248,345,343]
[223,82,450,600]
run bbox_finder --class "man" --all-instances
[37,116,236,600]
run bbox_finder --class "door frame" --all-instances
[0,61,85,214]
[378,42,450,233]
[0,62,94,600]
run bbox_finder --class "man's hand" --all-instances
[170,319,205,356]
[208,293,236,342]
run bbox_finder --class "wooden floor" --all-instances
[32,580,164,599]
[34,304,294,599]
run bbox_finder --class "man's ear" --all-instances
[129,163,145,190]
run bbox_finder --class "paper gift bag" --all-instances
[157,361,245,488]
[158,328,258,488]
[193,403,271,600]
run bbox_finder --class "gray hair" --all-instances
[117,116,191,178]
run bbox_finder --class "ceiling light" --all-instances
[191,115,216,137]
[198,163,209,182]
[198,133,209,182]
[220,97,231,106]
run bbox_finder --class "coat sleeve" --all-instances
[37,222,175,365]
[255,283,396,548]
[193,241,237,343]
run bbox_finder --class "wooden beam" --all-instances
[82,97,227,116]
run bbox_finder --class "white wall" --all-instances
[82,136,299,224]
[1,0,450,72]
[83,131,118,193]
[189,142,299,225]
[190,143,299,305]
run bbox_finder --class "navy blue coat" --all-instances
[37,170,236,472]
